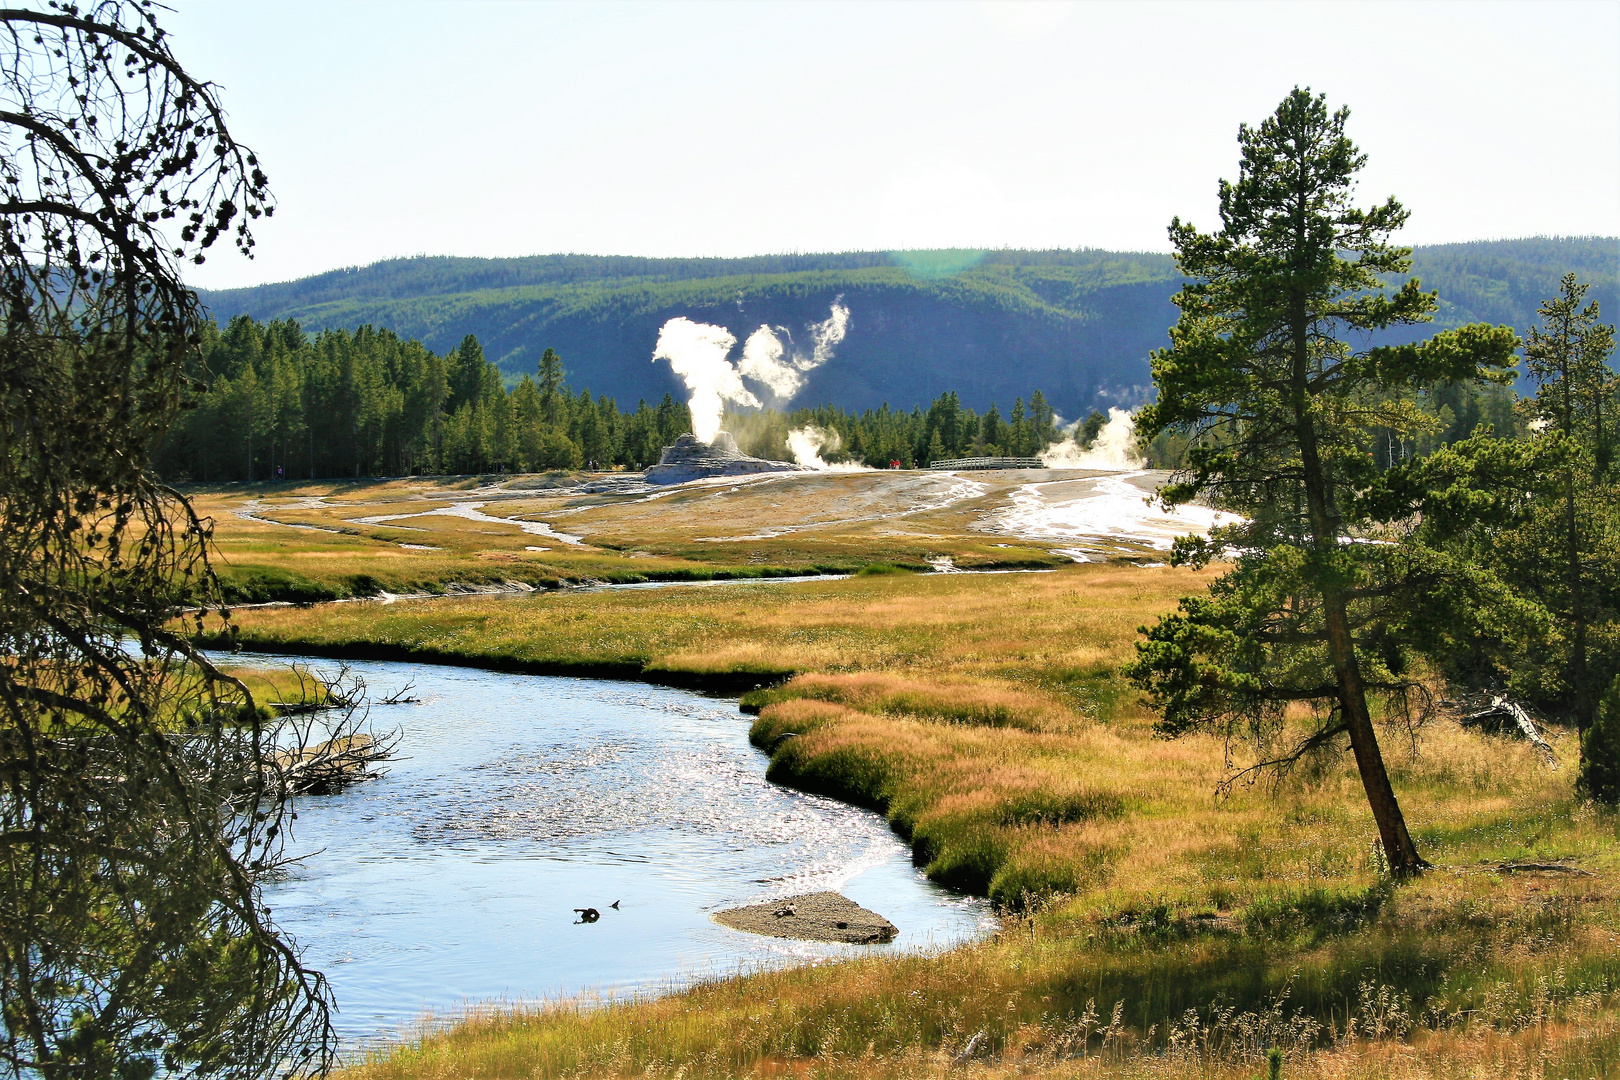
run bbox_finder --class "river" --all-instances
[258,656,995,1047]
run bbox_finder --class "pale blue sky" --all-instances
[165,0,1620,290]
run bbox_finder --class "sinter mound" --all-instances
[643,431,801,486]
[713,891,897,944]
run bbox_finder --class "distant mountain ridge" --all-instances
[196,239,1619,419]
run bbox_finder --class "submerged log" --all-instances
[267,698,352,716]
[274,731,397,795]
[261,663,401,794]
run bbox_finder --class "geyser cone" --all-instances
[644,431,800,486]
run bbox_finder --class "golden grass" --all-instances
[196,534,1620,1078]
[215,662,336,716]
[340,861,1619,1079]
[217,565,1203,709]
[747,672,1073,731]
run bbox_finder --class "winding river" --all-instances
[258,656,994,1047]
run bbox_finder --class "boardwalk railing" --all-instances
[926,457,1046,471]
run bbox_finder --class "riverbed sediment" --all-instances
[714,891,898,944]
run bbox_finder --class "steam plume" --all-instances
[652,300,852,445]
[652,317,760,444]
[1039,407,1142,469]
[737,299,850,402]
[787,425,869,471]
[738,325,794,398]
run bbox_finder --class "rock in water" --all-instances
[643,431,801,486]
[713,891,897,944]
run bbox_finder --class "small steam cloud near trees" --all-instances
[1039,408,1144,469]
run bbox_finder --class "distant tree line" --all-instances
[156,317,698,481]
[194,239,1616,427]
[155,316,1082,480]
[158,314,1552,485]
[732,391,1064,467]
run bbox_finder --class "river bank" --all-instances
[210,564,1620,1079]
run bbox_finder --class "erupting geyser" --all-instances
[645,300,855,482]
[1039,408,1143,470]
[651,300,851,446]
[651,319,758,444]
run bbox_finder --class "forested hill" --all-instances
[197,239,1618,419]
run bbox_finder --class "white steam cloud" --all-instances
[737,300,850,402]
[737,325,794,398]
[653,300,851,445]
[787,425,869,471]
[651,318,760,444]
[1040,407,1142,470]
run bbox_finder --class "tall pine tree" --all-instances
[1127,89,1518,876]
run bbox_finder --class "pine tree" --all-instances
[538,346,566,425]
[0,4,333,1072]
[982,402,1003,453]
[1521,277,1620,728]
[1029,390,1056,449]
[449,334,487,411]
[1526,275,1618,477]
[1127,89,1518,876]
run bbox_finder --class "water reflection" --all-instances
[258,657,994,1046]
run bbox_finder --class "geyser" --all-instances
[651,319,758,444]
[787,425,868,471]
[651,300,851,446]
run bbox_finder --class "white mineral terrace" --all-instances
[346,502,585,545]
[990,469,1235,558]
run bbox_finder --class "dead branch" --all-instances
[376,681,420,705]
[268,665,398,795]
[1494,862,1592,876]
[1215,719,1351,800]
[274,729,400,796]
[1460,694,1557,764]
[267,662,360,714]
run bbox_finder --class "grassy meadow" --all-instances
[202,541,1620,1079]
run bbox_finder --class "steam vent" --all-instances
[644,431,801,485]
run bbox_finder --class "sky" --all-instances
[164,0,1620,291]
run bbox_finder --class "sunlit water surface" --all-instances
[255,656,994,1047]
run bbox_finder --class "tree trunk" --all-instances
[1321,589,1428,874]
[1567,472,1590,728]
[1291,293,1427,876]
[1559,329,1591,730]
